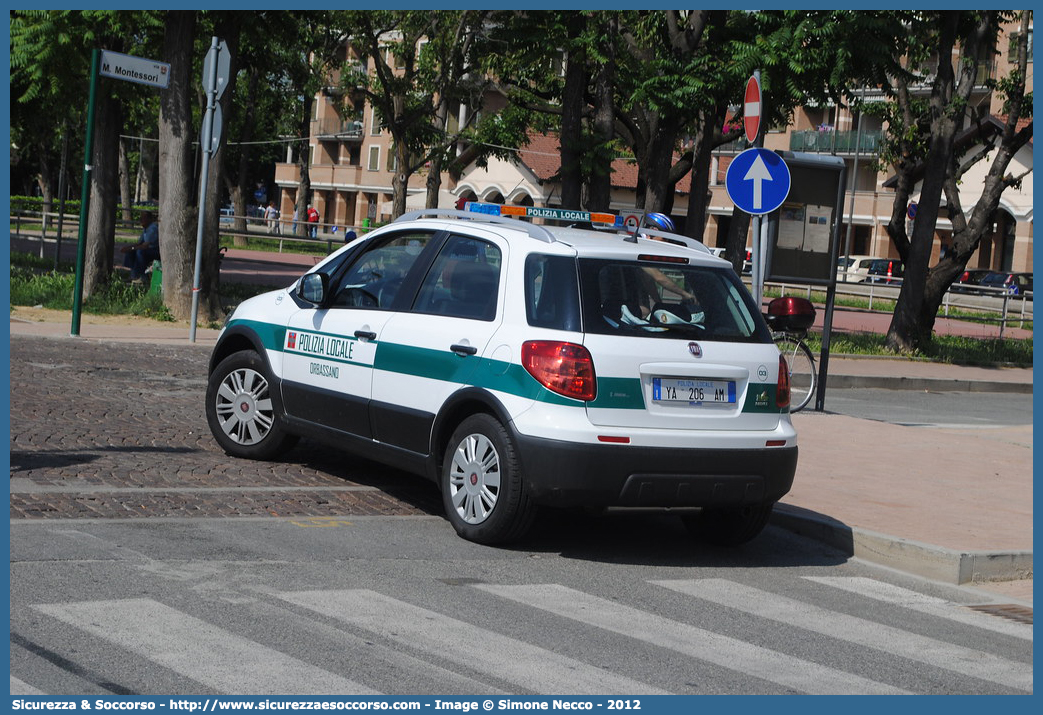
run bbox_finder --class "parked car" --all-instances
[950,269,992,294]
[978,271,1033,297]
[836,255,879,282]
[862,258,905,284]
[205,205,797,547]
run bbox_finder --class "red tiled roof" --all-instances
[516,132,691,194]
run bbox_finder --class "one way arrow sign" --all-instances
[725,147,791,216]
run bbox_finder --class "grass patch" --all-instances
[764,286,1031,331]
[10,264,175,322]
[10,251,279,325]
[805,331,1032,367]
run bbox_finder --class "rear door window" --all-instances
[524,254,581,332]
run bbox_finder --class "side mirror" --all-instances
[297,272,328,306]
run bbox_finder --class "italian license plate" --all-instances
[652,377,736,405]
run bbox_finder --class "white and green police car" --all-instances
[205,205,797,546]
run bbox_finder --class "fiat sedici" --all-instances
[206,205,797,546]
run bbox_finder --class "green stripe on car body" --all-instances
[227,318,784,412]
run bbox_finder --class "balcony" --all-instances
[312,116,364,141]
[789,130,882,155]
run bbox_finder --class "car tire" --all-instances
[206,350,299,460]
[441,413,535,545]
[682,502,775,547]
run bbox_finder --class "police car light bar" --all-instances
[463,201,622,227]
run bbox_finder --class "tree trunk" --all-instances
[558,14,587,210]
[295,97,313,237]
[118,135,133,221]
[157,10,198,321]
[641,117,680,212]
[230,64,260,244]
[392,139,411,218]
[136,136,157,203]
[586,16,616,212]
[426,151,444,209]
[83,94,120,297]
[33,137,54,235]
[683,114,718,241]
[886,13,971,352]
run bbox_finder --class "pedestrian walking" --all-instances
[306,205,320,239]
[265,202,280,235]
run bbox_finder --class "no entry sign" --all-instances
[744,75,761,144]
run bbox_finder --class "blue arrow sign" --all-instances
[725,148,791,215]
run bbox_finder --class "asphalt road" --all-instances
[818,387,1033,427]
[8,334,1034,696]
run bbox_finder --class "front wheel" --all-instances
[774,334,816,412]
[441,414,535,545]
[682,502,775,547]
[206,350,299,460]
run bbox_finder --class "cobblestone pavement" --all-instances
[10,335,443,520]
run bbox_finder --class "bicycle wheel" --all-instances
[774,334,816,412]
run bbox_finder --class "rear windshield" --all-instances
[578,258,772,342]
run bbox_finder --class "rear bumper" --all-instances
[515,434,797,509]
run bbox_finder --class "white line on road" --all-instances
[803,576,1033,641]
[278,589,666,695]
[477,583,907,695]
[654,578,1032,692]
[33,599,378,695]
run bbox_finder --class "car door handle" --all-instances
[354,330,377,341]
[450,343,478,356]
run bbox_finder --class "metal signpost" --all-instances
[189,37,230,342]
[725,71,793,307]
[71,50,170,336]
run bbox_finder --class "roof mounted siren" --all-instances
[626,211,675,243]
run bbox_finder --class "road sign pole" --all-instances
[189,37,222,343]
[750,70,765,306]
[71,49,101,337]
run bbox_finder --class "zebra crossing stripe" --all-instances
[32,599,379,695]
[654,579,1033,692]
[475,583,907,695]
[803,576,1033,641]
[277,589,667,695]
[10,675,45,695]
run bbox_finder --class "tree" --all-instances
[10,11,164,295]
[875,11,1033,352]
[417,10,491,210]
[157,10,201,321]
[338,11,488,218]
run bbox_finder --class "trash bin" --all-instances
[148,260,162,297]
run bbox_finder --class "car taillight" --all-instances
[522,341,597,401]
[776,355,791,410]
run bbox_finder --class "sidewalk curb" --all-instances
[824,374,1033,394]
[772,504,1033,585]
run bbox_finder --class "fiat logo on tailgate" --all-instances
[687,342,703,358]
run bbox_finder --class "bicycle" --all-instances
[765,297,817,413]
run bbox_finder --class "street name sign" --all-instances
[725,147,791,215]
[99,50,170,89]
